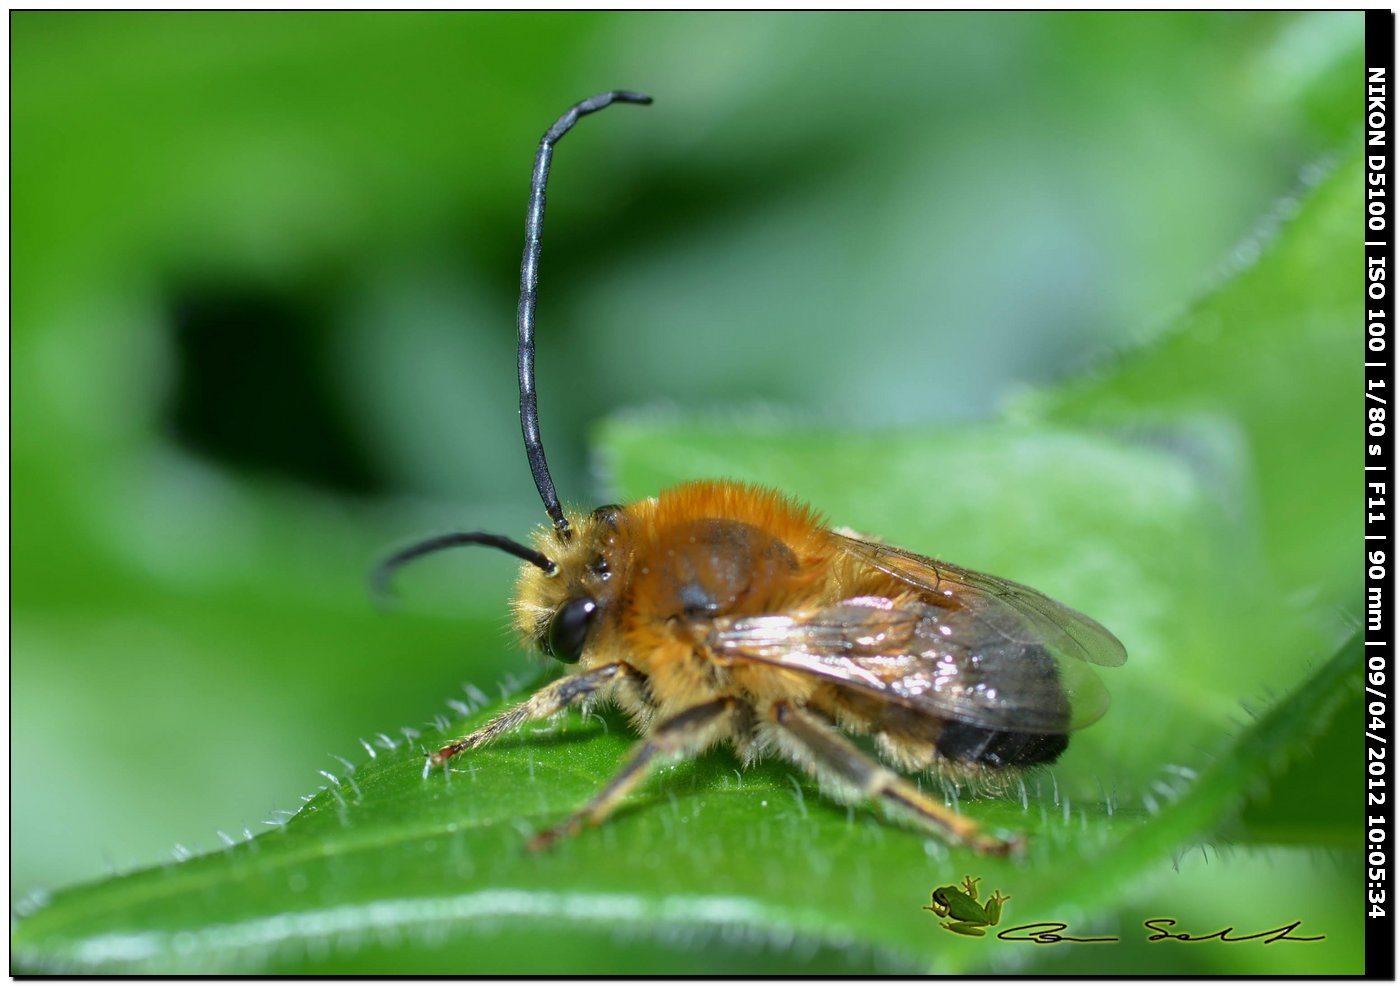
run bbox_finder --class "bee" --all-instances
[377,91,1126,856]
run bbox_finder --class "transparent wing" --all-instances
[834,533,1127,669]
[709,596,1111,733]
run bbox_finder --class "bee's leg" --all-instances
[526,696,737,851]
[769,701,1017,856]
[430,662,640,766]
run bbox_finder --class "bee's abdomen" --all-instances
[934,640,1071,768]
[934,722,1068,768]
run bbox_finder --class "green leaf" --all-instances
[12,148,1362,972]
[8,631,1360,974]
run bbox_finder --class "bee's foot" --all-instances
[429,741,471,767]
[525,819,583,853]
[971,831,1026,857]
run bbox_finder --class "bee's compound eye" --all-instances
[589,504,624,529]
[545,597,598,664]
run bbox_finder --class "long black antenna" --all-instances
[372,531,558,603]
[518,90,652,541]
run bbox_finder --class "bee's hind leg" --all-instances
[527,696,738,851]
[768,701,1017,856]
[430,662,640,766]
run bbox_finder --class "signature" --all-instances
[1141,918,1325,944]
[995,922,1118,944]
[991,918,1324,945]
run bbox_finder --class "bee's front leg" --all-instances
[430,662,640,766]
[526,696,739,851]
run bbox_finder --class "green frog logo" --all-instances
[923,875,1010,937]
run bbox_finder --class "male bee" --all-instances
[377,91,1126,855]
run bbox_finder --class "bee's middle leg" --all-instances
[768,701,1016,856]
[526,696,739,851]
[430,662,640,766]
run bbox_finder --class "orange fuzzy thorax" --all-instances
[511,481,846,709]
[622,479,836,609]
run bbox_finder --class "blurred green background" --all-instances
[13,10,1364,973]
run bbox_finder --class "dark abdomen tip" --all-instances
[935,721,1069,768]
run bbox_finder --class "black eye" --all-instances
[545,597,598,664]
[590,504,624,529]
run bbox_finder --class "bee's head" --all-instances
[512,504,629,665]
[371,502,631,667]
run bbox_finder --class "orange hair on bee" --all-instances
[512,481,836,633]
[633,480,828,553]
[624,480,836,608]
